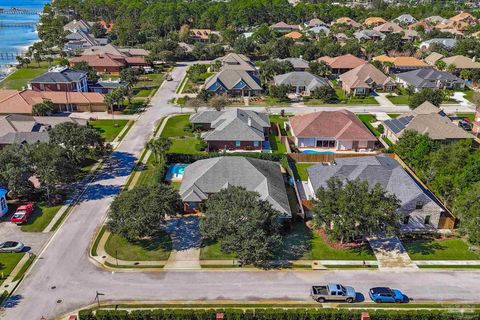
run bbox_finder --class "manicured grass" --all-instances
[134,88,152,97]
[464,89,476,103]
[293,163,313,181]
[90,119,129,142]
[20,203,62,232]
[404,238,480,260]
[335,90,379,105]
[160,115,194,138]
[269,115,289,125]
[136,154,164,186]
[0,67,48,90]
[269,132,286,154]
[0,253,25,285]
[358,114,380,137]
[387,94,410,105]
[456,113,475,121]
[168,138,204,154]
[262,96,292,106]
[200,241,236,260]
[104,232,172,261]
[136,73,164,88]
[12,254,35,282]
[387,113,401,119]
[382,136,394,148]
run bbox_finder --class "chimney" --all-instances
[361,312,370,320]
[248,117,252,126]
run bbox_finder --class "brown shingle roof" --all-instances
[318,54,367,69]
[339,63,393,89]
[289,110,377,141]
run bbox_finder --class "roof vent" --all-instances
[248,117,252,126]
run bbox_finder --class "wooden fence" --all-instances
[287,152,381,163]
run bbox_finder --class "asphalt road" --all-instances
[1,64,479,320]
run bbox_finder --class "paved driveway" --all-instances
[0,219,51,255]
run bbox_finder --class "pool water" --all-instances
[166,164,188,181]
[301,150,335,154]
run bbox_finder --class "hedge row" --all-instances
[79,308,480,320]
[166,153,285,164]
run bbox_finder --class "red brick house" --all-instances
[29,66,88,92]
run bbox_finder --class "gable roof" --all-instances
[373,22,404,33]
[396,68,463,89]
[190,109,269,142]
[214,53,256,72]
[395,14,417,24]
[276,58,309,70]
[424,52,445,65]
[289,110,377,141]
[284,31,303,40]
[270,21,300,30]
[205,69,261,91]
[364,17,387,25]
[179,156,291,217]
[353,29,386,41]
[63,19,91,32]
[273,71,330,90]
[307,155,443,214]
[318,54,367,69]
[334,17,361,28]
[373,55,429,68]
[339,63,394,89]
[305,18,327,28]
[383,101,473,140]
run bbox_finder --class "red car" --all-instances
[11,203,35,224]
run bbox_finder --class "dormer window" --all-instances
[416,201,423,209]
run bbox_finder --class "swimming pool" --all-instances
[166,164,188,181]
[301,150,335,155]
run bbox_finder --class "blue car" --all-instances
[369,287,407,303]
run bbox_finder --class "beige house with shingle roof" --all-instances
[441,55,480,70]
[339,63,396,95]
[382,101,474,143]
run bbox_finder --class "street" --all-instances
[1,64,479,320]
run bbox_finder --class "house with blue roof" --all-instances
[0,187,8,217]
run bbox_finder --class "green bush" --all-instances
[78,308,480,320]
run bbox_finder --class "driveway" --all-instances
[164,216,201,270]
[0,219,51,255]
[368,236,417,270]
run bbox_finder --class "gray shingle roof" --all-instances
[0,132,49,145]
[273,71,330,91]
[30,68,86,84]
[179,156,291,217]
[307,155,442,214]
[190,109,269,142]
[205,69,262,91]
[276,58,310,70]
[396,68,463,89]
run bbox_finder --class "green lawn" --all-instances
[387,113,401,119]
[104,232,172,261]
[200,241,236,260]
[90,119,129,142]
[464,89,476,103]
[161,115,194,138]
[456,113,475,121]
[0,67,49,90]
[0,253,25,285]
[168,138,204,154]
[20,203,62,232]
[269,115,289,125]
[136,154,164,186]
[293,163,313,181]
[269,132,286,154]
[335,90,379,105]
[358,114,381,137]
[136,73,164,88]
[134,88,153,97]
[387,94,410,105]
[403,238,480,260]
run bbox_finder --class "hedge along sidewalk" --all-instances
[89,116,172,270]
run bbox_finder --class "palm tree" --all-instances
[147,137,171,163]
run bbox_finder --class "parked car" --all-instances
[458,120,471,131]
[0,241,25,253]
[165,73,173,81]
[369,287,407,303]
[311,283,356,303]
[10,202,35,224]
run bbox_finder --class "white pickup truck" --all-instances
[310,283,357,303]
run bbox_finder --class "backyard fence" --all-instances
[287,152,381,163]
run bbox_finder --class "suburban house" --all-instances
[382,101,474,142]
[179,156,292,219]
[284,31,303,41]
[0,187,7,217]
[353,29,385,42]
[270,21,300,32]
[89,79,127,94]
[0,114,86,148]
[213,53,257,73]
[190,109,270,151]
[440,55,480,72]
[318,54,367,75]
[333,17,361,28]
[394,14,418,25]
[204,69,262,96]
[0,89,106,114]
[288,110,378,151]
[306,155,445,231]
[396,68,464,91]
[436,12,477,31]
[28,66,88,92]
[473,106,480,137]
[408,20,433,32]
[425,16,448,24]
[308,26,331,36]
[373,55,430,73]
[373,22,404,34]
[304,18,328,28]
[81,44,149,58]
[364,17,387,27]
[63,19,91,33]
[273,71,330,96]
[189,29,218,42]
[419,38,457,51]
[339,63,396,95]
[275,58,309,71]
[64,30,108,51]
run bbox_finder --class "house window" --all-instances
[56,84,61,90]
[40,83,44,90]
[424,215,431,225]
[253,141,259,147]
[235,141,241,147]
[416,201,423,209]
[403,215,410,225]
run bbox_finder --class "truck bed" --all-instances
[311,286,328,295]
